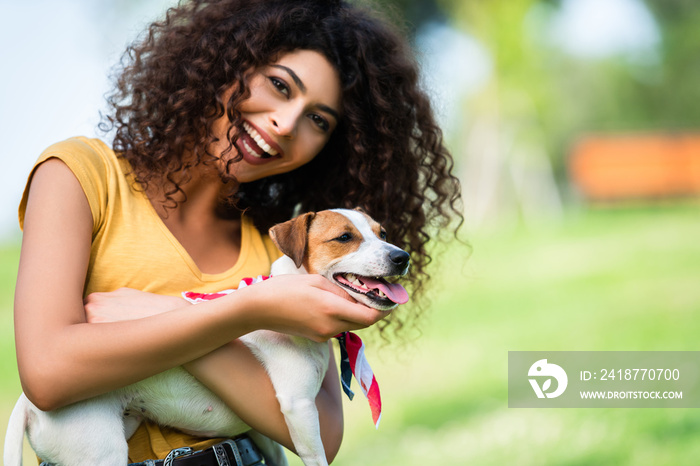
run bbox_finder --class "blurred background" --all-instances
[1,0,700,464]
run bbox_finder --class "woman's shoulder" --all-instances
[19,137,123,231]
[38,136,117,171]
[36,136,124,202]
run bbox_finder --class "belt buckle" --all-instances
[214,439,243,466]
[163,446,194,466]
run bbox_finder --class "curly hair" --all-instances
[102,0,463,340]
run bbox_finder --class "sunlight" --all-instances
[549,0,660,60]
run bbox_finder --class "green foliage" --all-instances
[637,0,700,127]
[432,0,700,182]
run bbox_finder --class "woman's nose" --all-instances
[271,107,300,138]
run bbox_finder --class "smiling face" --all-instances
[211,49,343,183]
[311,210,410,310]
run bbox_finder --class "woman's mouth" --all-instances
[236,122,281,164]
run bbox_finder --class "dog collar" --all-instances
[182,276,268,303]
[183,276,382,428]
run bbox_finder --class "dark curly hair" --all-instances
[102,0,463,339]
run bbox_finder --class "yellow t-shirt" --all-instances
[19,137,281,462]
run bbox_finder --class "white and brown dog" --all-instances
[4,208,409,466]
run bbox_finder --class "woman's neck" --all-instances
[148,161,238,221]
[147,163,244,274]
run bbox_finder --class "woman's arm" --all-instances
[16,158,386,411]
[85,289,344,460]
[183,341,344,462]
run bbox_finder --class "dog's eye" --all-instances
[379,229,387,240]
[335,233,353,243]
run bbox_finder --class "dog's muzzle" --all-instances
[127,437,263,466]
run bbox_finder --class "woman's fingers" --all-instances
[238,274,393,342]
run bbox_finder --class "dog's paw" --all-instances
[123,407,144,420]
[124,399,148,418]
[123,407,145,440]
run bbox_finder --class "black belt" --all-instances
[128,437,264,466]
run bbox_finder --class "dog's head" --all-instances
[269,208,410,311]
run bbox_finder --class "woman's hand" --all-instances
[84,288,189,323]
[233,273,393,342]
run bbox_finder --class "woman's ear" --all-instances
[268,212,316,268]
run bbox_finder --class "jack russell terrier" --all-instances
[4,208,410,466]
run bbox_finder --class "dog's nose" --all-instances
[389,249,410,268]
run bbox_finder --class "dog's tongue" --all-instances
[362,277,409,304]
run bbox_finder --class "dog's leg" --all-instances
[25,394,129,466]
[276,395,328,466]
[243,332,331,466]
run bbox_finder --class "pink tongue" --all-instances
[361,277,409,304]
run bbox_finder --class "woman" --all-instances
[14,0,462,463]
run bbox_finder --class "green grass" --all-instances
[0,244,20,400]
[3,205,700,465]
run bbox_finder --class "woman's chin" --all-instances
[221,163,280,184]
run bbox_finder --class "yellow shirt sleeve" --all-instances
[19,136,112,234]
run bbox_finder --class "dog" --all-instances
[4,208,410,466]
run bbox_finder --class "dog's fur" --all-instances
[4,208,409,466]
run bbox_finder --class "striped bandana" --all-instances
[335,331,382,428]
[182,276,382,428]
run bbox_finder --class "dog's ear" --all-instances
[353,206,367,215]
[268,212,316,268]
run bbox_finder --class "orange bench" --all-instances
[569,134,700,201]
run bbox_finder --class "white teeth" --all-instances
[242,139,261,158]
[341,273,389,300]
[344,273,368,290]
[253,134,275,154]
[243,122,279,156]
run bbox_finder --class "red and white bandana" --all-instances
[182,276,268,303]
[335,331,382,428]
[182,276,382,428]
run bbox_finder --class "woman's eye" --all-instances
[269,77,290,97]
[309,113,329,132]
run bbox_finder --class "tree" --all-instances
[434,0,564,227]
